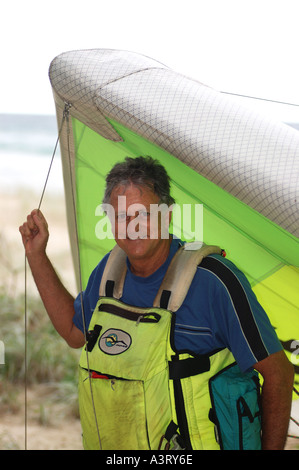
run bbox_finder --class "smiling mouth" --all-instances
[126,235,148,240]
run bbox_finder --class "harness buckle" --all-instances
[158,433,186,450]
[170,433,186,450]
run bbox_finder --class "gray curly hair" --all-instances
[102,156,175,206]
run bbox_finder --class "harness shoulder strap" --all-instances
[99,241,224,308]
[153,242,224,311]
[99,244,127,298]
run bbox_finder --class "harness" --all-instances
[78,243,262,450]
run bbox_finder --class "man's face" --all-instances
[109,183,171,263]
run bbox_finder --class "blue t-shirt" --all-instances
[73,237,282,372]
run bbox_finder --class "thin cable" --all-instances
[38,110,68,211]
[24,105,67,450]
[220,91,299,108]
[24,254,28,450]
[290,416,299,428]
[288,417,299,440]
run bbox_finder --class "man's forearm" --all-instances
[260,377,293,450]
[255,351,294,450]
[20,209,84,348]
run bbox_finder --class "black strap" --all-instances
[164,421,186,449]
[200,257,268,362]
[86,324,102,352]
[160,289,171,309]
[105,280,115,297]
[165,421,179,441]
[169,355,210,380]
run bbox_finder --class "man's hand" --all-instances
[19,209,49,257]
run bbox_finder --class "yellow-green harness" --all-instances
[78,244,262,450]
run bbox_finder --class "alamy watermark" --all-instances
[94,198,203,241]
[0,340,4,365]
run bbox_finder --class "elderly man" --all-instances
[20,156,293,450]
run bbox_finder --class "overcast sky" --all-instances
[1,0,298,122]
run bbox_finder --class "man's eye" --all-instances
[116,213,127,220]
[116,211,150,220]
[139,211,150,218]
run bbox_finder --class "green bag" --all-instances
[209,363,262,450]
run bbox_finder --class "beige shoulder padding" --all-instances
[99,242,223,308]
[153,244,223,312]
[99,244,127,298]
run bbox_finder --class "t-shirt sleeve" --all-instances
[73,253,110,333]
[205,255,283,372]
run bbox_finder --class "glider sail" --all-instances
[49,49,299,387]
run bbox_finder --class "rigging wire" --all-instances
[24,253,28,450]
[24,106,68,450]
[220,91,299,108]
[64,105,102,449]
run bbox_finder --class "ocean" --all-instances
[0,113,64,195]
[1,113,298,197]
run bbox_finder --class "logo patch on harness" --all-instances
[99,329,132,355]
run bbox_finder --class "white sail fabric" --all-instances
[49,49,299,237]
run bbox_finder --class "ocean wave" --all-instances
[0,113,58,156]
[0,150,64,194]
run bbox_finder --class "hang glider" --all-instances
[48,49,299,387]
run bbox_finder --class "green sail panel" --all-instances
[72,117,299,382]
[72,117,298,286]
